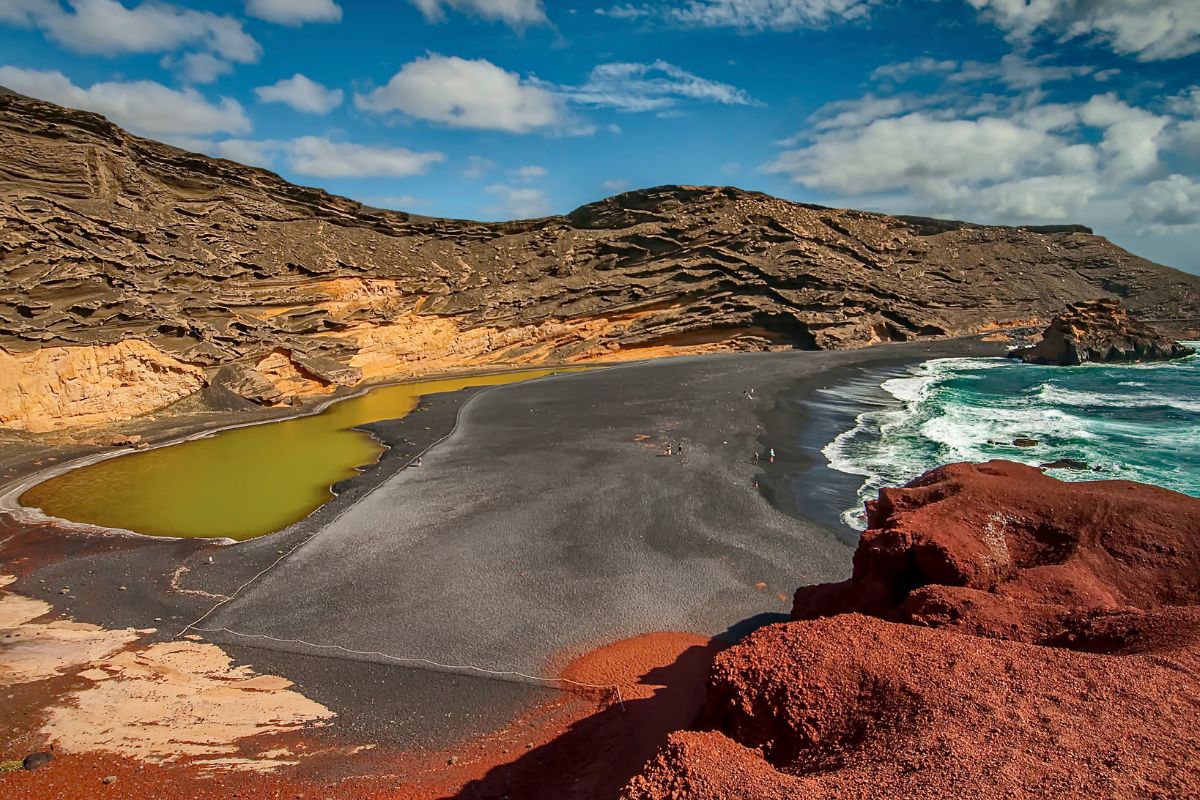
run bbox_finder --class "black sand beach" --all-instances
[0,338,1003,753]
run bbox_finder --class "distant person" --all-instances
[753,451,759,462]
[677,443,683,455]
[769,448,776,463]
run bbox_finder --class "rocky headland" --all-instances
[1009,297,1195,365]
[4,88,1200,432]
[626,461,1200,799]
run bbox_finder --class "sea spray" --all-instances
[824,345,1200,529]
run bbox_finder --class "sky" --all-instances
[1,1,1199,274]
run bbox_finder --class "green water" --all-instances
[21,369,565,540]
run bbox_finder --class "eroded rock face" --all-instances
[4,89,1200,430]
[625,463,1200,799]
[1009,297,1195,365]
[0,340,207,432]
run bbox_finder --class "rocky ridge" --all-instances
[625,462,1200,799]
[1009,297,1195,365]
[4,89,1200,430]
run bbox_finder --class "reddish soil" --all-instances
[625,461,1200,799]
[2,631,722,800]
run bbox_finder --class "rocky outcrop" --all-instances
[0,340,207,432]
[4,89,1200,430]
[1009,297,1195,365]
[625,462,1200,799]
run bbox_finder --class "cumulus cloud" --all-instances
[485,183,551,217]
[255,74,343,115]
[0,0,260,62]
[765,76,1200,232]
[562,60,759,112]
[0,65,250,136]
[285,136,444,177]
[244,0,342,26]
[1079,93,1169,181]
[164,52,235,84]
[408,0,546,27]
[966,0,1200,61]
[1131,174,1200,231]
[355,54,565,133]
[769,112,1065,198]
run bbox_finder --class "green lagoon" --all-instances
[21,369,564,540]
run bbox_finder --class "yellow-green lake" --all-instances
[21,369,564,540]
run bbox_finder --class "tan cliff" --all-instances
[3,87,1200,431]
[0,340,207,432]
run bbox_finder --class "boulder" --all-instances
[1008,298,1194,365]
[625,462,1200,799]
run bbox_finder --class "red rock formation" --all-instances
[625,462,1200,799]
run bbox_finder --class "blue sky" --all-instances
[1,1,1199,274]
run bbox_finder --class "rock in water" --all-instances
[1008,298,1194,365]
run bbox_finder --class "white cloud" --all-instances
[562,60,759,112]
[602,178,629,191]
[245,0,342,26]
[255,74,343,115]
[0,0,260,62]
[0,66,250,136]
[408,0,546,27]
[769,112,1064,198]
[966,0,1200,61]
[873,54,1096,91]
[463,155,496,178]
[870,57,958,83]
[284,136,444,178]
[1131,174,1200,231]
[662,0,876,30]
[805,94,911,133]
[156,135,444,179]
[509,164,548,181]
[1079,93,1169,181]
[485,183,552,217]
[211,138,277,168]
[765,77,1200,234]
[166,52,234,84]
[356,54,565,133]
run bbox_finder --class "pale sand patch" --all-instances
[0,576,146,685]
[41,640,334,769]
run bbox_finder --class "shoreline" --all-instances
[0,338,1008,793]
[0,363,599,542]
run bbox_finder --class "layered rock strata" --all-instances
[4,88,1200,430]
[625,462,1200,799]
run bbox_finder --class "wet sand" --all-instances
[0,338,1003,792]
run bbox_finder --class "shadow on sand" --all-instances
[448,612,788,800]
[447,640,722,800]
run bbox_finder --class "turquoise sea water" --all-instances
[823,344,1200,529]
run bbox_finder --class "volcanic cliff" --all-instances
[4,88,1200,431]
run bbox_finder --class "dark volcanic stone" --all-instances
[1009,298,1195,365]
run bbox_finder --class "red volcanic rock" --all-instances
[624,462,1200,799]
[793,461,1200,640]
[628,611,1200,799]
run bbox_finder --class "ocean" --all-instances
[823,344,1200,529]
